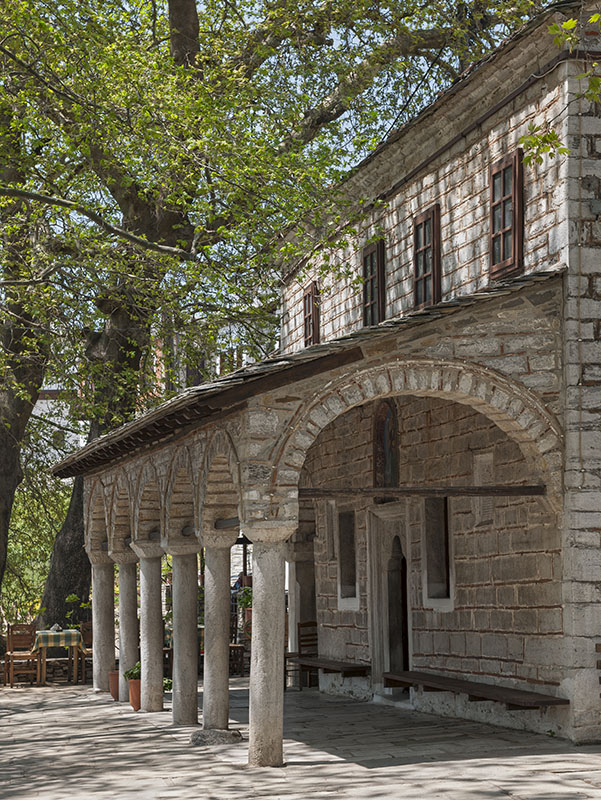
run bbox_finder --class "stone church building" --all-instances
[55,3,601,767]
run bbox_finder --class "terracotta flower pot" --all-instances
[108,670,120,701]
[128,678,141,711]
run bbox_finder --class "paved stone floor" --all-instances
[3,679,601,799]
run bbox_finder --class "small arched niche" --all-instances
[373,399,400,489]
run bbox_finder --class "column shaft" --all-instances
[140,556,163,712]
[248,541,286,767]
[172,553,199,725]
[92,563,115,692]
[118,562,139,702]
[203,546,232,730]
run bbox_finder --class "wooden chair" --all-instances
[285,620,318,690]
[77,621,93,684]
[4,623,41,687]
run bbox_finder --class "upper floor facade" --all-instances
[280,5,600,354]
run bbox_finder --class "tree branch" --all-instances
[0,186,197,260]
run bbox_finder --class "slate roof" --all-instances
[53,266,564,478]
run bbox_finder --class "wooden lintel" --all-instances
[299,485,546,499]
[214,517,240,530]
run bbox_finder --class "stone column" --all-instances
[116,559,139,702]
[245,522,296,768]
[170,550,200,725]
[89,553,115,692]
[203,531,238,730]
[132,541,164,712]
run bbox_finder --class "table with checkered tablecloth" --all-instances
[33,630,86,685]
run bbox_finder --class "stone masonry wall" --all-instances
[302,395,561,686]
[280,57,569,353]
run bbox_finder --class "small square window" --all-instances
[413,205,441,308]
[490,150,523,279]
[362,240,386,326]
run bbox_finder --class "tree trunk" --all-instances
[37,477,91,629]
[0,427,23,595]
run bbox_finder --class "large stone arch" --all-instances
[197,428,242,535]
[164,445,198,549]
[271,359,563,512]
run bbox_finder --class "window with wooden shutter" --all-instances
[413,204,441,308]
[362,240,386,326]
[490,150,523,279]
[303,281,320,346]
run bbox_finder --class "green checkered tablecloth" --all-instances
[33,629,86,652]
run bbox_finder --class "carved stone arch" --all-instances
[133,459,163,544]
[197,428,242,535]
[164,445,197,545]
[271,359,563,515]
[86,479,110,556]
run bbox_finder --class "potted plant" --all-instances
[124,661,141,711]
[108,668,120,701]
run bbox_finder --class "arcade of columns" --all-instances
[81,359,562,767]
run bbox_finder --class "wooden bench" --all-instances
[289,656,371,678]
[383,670,569,710]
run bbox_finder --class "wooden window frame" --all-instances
[489,149,523,280]
[413,204,441,309]
[362,240,386,326]
[303,281,320,346]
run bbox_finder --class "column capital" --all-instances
[241,520,297,544]
[87,548,114,566]
[203,530,239,550]
[131,540,164,559]
[163,541,202,556]
[109,547,138,565]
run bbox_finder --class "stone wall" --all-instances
[280,53,569,353]
[302,394,561,690]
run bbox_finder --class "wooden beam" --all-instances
[299,485,546,499]
[214,517,240,530]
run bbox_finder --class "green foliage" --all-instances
[163,677,173,692]
[520,123,569,166]
[237,586,253,609]
[1,416,73,624]
[124,661,141,680]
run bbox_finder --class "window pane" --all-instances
[503,198,513,228]
[416,280,423,305]
[338,511,357,598]
[492,234,501,265]
[424,247,432,274]
[503,229,513,260]
[416,251,423,276]
[503,165,512,196]
[425,497,450,599]
[416,223,422,250]
[492,203,502,233]
[424,218,431,245]
[492,172,502,202]
[424,275,432,303]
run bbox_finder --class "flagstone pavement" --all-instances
[3,678,601,799]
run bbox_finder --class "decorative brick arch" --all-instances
[133,459,163,541]
[109,469,134,551]
[197,428,242,531]
[86,479,110,552]
[273,359,563,506]
[164,445,197,540]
